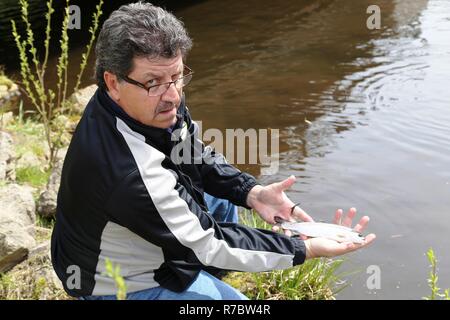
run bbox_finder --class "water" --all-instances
[0,0,201,71]
[179,0,450,299]
[3,0,450,299]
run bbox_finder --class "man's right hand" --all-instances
[303,208,376,259]
[304,235,376,259]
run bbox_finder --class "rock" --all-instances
[37,158,65,218]
[0,184,36,231]
[16,151,41,169]
[0,131,16,181]
[0,230,35,273]
[10,83,19,92]
[38,261,65,291]
[69,84,98,114]
[0,111,14,127]
[2,246,67,299]
[0,81,21,110]
[55,147,68,162]
[29,239,50,259]
[36,189,58,218]
[0,184,36,273]
[30,241,64,291]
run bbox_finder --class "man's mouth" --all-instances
[159,107,174,113]
[156,104,176,115]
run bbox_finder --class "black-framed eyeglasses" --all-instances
[120,65,194,97]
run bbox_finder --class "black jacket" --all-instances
[51,88,306,297]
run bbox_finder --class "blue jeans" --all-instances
[81,194,245,300]
[204,192,238,223]
[81,270,247,300]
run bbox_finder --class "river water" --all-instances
[3,0,450,299]
[181,0,450,299]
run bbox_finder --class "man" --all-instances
[51,2,375,300]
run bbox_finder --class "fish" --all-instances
[275,217,366,244]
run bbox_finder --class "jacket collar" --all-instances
[97,88,186,142]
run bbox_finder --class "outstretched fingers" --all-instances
[336,233,376,255]
[342,207,357,227]
[353,216,370,233]
[272,225,294,237]
[333,209,343,224]
[362,233,376,245]
[276,175,296,192]
[293,206,314,222]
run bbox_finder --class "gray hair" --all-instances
[95,2,193,91]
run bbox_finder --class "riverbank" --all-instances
[0,77,80,299]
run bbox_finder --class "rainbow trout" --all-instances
[275,217,365,244]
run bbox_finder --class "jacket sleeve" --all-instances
[200,144,258,209]
[104,166,306,275]
[182,109,259,208]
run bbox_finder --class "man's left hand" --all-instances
[246,175,313,225]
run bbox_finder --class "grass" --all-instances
[0,254,70,300]
[3,106,49,170]
[36,215,55,230]
[3,113,51,191]
[7,116,44,137]
[0,198,58,300]
[16,166,50,188]
[222,209,345,300]
[424,248,450,300]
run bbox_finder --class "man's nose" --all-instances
[161,82,180,104]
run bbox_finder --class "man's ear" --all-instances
[104,71,121,101]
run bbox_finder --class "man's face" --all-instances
[107,53,184,129]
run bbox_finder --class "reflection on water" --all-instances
[180,0,450,299]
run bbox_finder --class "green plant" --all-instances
[11,0,104,169]
[74,1,103,94]
[103,258,127,300]
[32,277,47,300]
[424,248,450,300]
[223,209,345,300]
[249,259,344,300]
[16,166,50,188]
[36,214,56,230]
[0,273,14,299]
[5,111,49,171]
